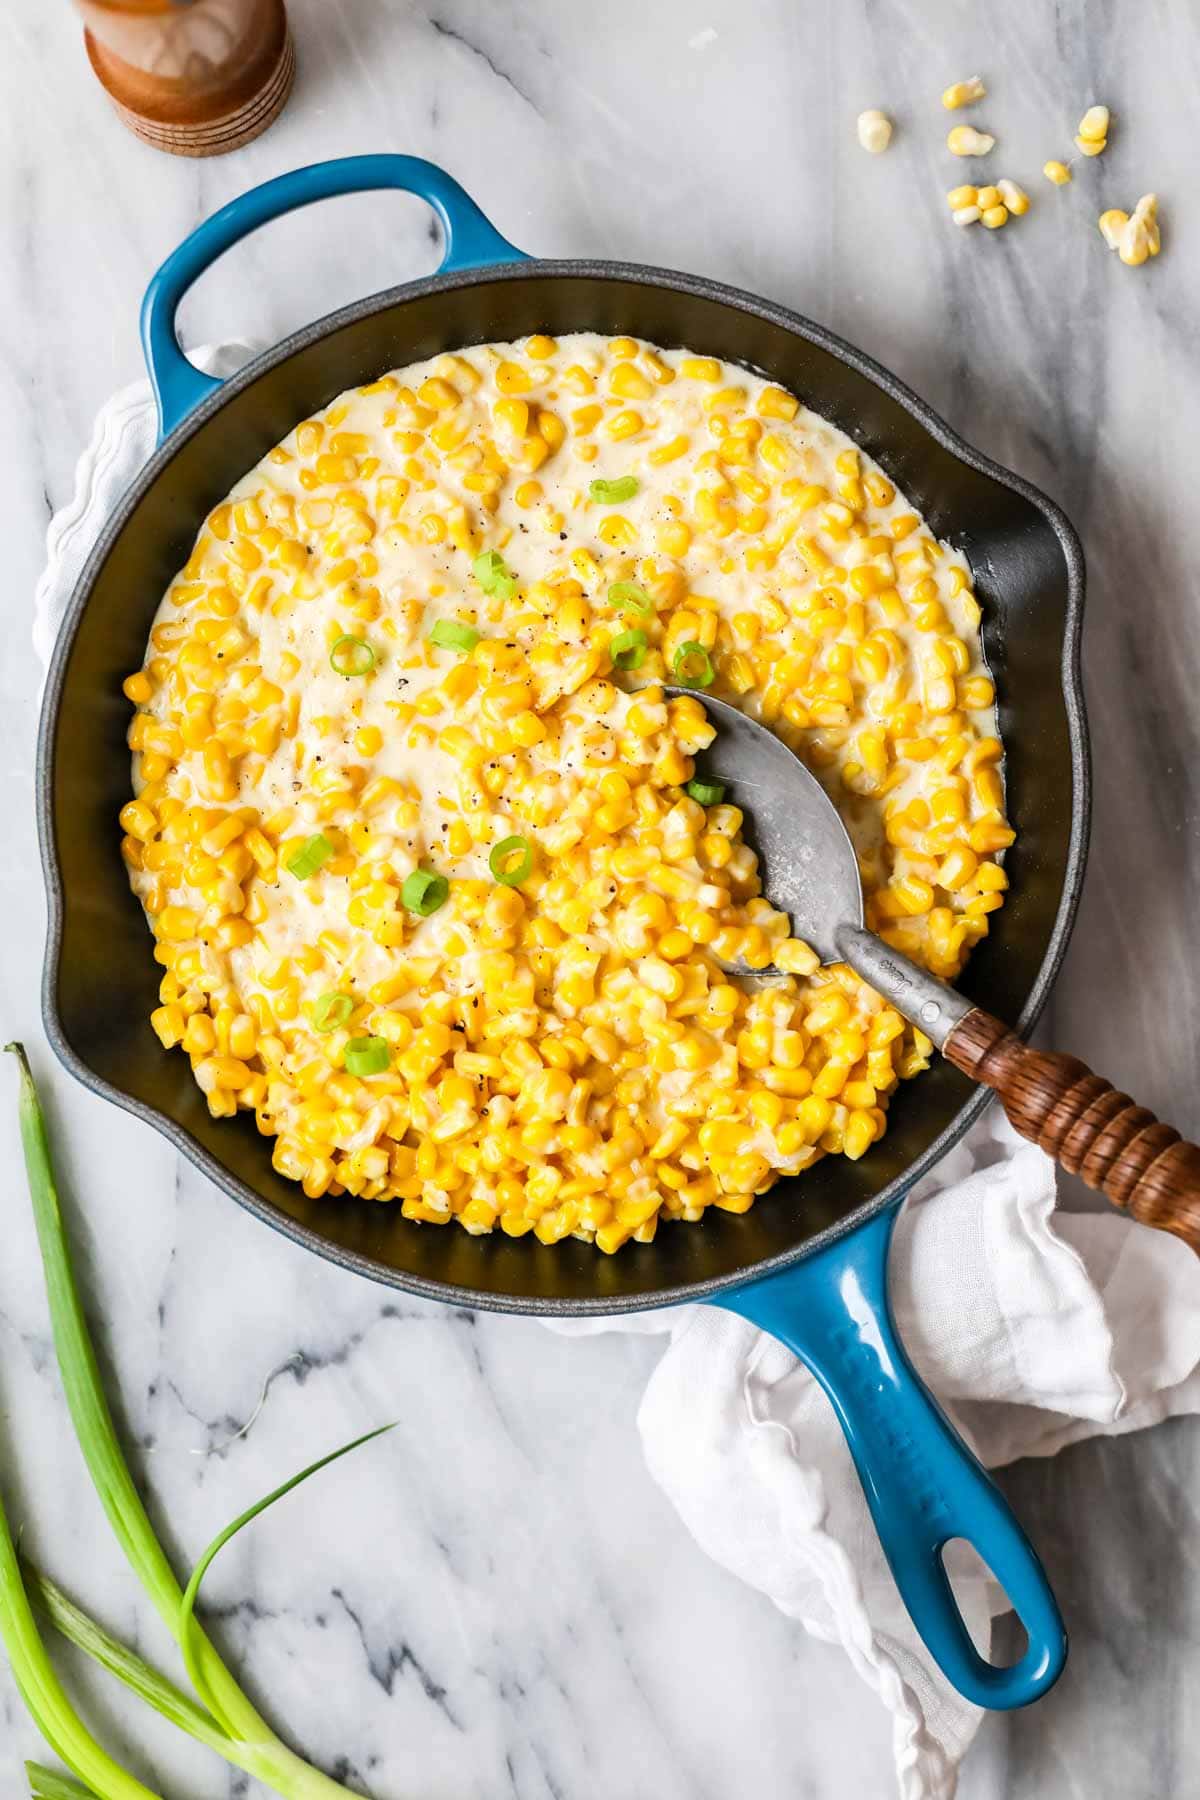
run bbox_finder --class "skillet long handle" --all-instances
[718,1207,1067,1708]
[944,1009,1200,1252]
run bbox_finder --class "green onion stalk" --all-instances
[26,1764,105,1800]
[27,1771,106,1800]
[2,1043,390,1799]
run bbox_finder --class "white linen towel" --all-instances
[35,348,1200,1800]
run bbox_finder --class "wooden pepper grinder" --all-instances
[74,0,295,157]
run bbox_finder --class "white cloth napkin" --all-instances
[36,349,1200,1800]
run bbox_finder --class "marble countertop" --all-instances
[2,2,1198,1795]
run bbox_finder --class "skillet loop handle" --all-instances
[945,1009,1200,1253]
[140,153,528,441]
[717,1208,1067,1710]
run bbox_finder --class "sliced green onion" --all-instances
[673,641,715,688]
[489,835,533,886]
[285,832,334,881]
[310,992,353,1034]
[343,1036,390,1077]
[471,550,516,599]
[607,581,652,615]
[685,778,726,806]
[429,618,480,655]
[328,634,375,678]
[589,476,639,504]
[610,628,648,671]
[401,868,449,916]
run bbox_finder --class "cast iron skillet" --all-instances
[38,157,1089,1710]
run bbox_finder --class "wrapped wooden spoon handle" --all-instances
[944,1009,1200,1251]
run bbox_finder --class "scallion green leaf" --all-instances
[589,476,639,504]
[673,641,715,688]
[471,550,517,599]
[22,1563,225,1756]
[401,868,449,916]
[26,1765,104,1800]
[343,1036,390,1077]
[610,629,648,671]
[22,1558,379,1794]
[489,835,533,886]
[428,618,480,655]
[328,635,375,678]
[179,1427,394,1721]
[28,1767,96,1800]
[285,833,334,881]
[685,778,726,805]
[0,1494,159,1798]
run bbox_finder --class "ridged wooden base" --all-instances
[85,14,294,159]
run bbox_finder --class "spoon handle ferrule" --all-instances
[833,924,973,1050]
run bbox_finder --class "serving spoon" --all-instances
[666,686,1200,1252]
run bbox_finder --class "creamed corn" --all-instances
[120,334,1011,1253]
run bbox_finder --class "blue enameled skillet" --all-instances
[37,156,1089,1709]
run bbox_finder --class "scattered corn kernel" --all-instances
[1098,208,1129,250]
[948,126,995,157]
[996,179,1030,216]
[942,77,986,110]
[857,109,894,154]
[1117,194,1161,267]
[1076,104,1110,155]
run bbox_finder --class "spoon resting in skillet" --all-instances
[668,686,1200,1254]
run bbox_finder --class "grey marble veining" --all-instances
[1,2,1198,1796]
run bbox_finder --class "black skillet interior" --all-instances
[40,264,1088,1314]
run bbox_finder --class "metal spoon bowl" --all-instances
[667,684,969,1044]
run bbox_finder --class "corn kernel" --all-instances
[1117,195,1161,268]
[1077,104,1110,144]
[942,77,986,110]
[1099,208,1129,250]
[948,126,995,157]
[997,179,1029,217]
[856,109,893,154]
